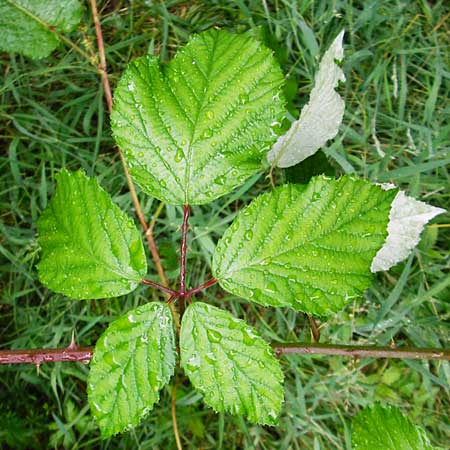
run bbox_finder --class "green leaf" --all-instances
[212,176,397,316]
[352,403,438,450]
[111,29,285,205]
[37,170,147,299]
[180,302,284,425]
[0,0,82,59]
[88,302,176,437]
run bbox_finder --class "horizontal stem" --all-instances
[185,278,218,297]
[141,279,179,297]
[0,347,93,364]
[1,342,448,365]
[273,343,450,360]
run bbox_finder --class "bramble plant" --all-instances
[0,1,448,447]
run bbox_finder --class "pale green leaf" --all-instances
[371,185,445,272]
[0,0,82,59]
[37,170,147,299]
[212,176,396,316]
[111,29,285,205]
[268,30,345,168]
[180,302,284,425]
[88,302,176,437]
[352,403,438,450]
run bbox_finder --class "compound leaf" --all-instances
[112,29,285,205]
[0,0,82,59]
[212,176,397,316]
[371,186,445,272]
[268,30,345,168]
[352,403,438,450]
[37,170,147,299]
[180,302,284,425]
[88,302,176,437]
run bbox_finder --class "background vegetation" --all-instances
[1,0,449,448]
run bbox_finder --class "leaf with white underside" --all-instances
[267,30,345,168]
[88,302,176,438]
[0,0,82,59]
[352,403,439,450]
[180,302,284,425]
[37,170,147,299]
[112,29,285,205]
[212,176,397,316]
[371,185,445,272]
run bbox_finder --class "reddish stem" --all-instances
[141,279,178,297]
[0,346,93,365]
[179,205,190,298]
[185,278,218,297]
[1,343,449,365]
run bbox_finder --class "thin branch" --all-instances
[141,279,179,297]
[2,343,449,365]
[0,347,93,365]
[171,383,183,450]
[185,278,218,297]
[88,0,173,313]
[178,205,190,316]
[273,343,450,360]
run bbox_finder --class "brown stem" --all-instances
[307,316,321,342]
[141,279,179,297]
[88,0,173,316]
[178,205,190,316]
[2,343,448,365]
[272,343,450,360]
[0,347,93,365]
[185,278,218,297]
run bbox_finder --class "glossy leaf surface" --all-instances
[213,176,396,316]
[88,302,176,437]
[352,403,438,450]
[180,302,284,425]
[112,29,285,205]
[37,170,147,299]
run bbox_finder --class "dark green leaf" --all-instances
[0,0,82,59]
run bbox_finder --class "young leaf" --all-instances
[371,186,445,272]
[267,30,345,168]
[180,302,284,425]
[88,302,176,437]
[352,403,438,450]
[212,176,397,316]
[0,0,82,59]
[111,29,285,205]
[37,170,147,299]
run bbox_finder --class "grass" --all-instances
[1,0,449,448]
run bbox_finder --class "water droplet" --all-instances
[239,93,249,104]
[128,82,135,91]
[128,314,136,323]
[206,111,215,119]
[244,229,253,240]
[137,151,144,158]
[230,219,240,231]
[242,328,258,345]
[260,257,272,266]
[160,180,167,188]
[207,329,222,343]
[187,354,201,368]
[174,148,184,162]
[312,192,321,201]
[203,128,213,139]
[266,281,276,293]
[214,175,225,185]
